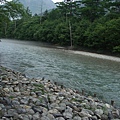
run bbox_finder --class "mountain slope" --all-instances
[19,0,56,15]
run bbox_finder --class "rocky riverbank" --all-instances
[0,66,120,120]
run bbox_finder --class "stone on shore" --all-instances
[0,66,120,120]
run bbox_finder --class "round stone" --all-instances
[47,113,55,120]
[63,112,73,119]
[56,117,65,120]
[26,108,35,114]
[73,116,82,120]
[3,88,10,93]
[95,109,103,115]
[33,112,40,120]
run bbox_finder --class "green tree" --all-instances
[55,22,70,45]
[73,19,91,47]
[80,0,106,22]
[0,0,29,37]
[84,17,120,53]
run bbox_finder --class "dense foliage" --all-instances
[0,0,120,54]
[0,0,31,37]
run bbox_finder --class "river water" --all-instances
[0,39,120,107]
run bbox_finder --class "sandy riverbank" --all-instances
[67,50,120,62]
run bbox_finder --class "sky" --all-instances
[6,0,63,3]
[52,0,63,3]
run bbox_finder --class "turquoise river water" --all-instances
[0,39,120,107]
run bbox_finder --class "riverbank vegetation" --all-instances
[0,0,120,55]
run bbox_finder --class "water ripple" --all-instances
[0,39,120,107]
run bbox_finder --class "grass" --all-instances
[33,83,45,95]
[71,98,82,103]
[9,96,14,99]
[33,83,44,88]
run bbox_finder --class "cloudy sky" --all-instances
[52,0,63,3]
[7,0,63,3]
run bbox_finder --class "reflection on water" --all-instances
[0,39,120,107]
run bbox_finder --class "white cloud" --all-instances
[6,0,63,3]
[52,0,63,3]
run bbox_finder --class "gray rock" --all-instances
[12,100,20,105]
[33,112,40,120]
[7,109,17,117]
[22,114,30,120]
[58,96,64,101]
[50,103,59,109]
[8,87,14,92]
[63,112,73,119]
[14,87,20,92]
[35,91,42,96]
[49,95,57,102]
[56,117,65,120]
[5,105,11,109]
[56,103,66,112]
[3,97,12,105]
[95,109,103,115]
[112,118,120,120]
[52,113,63,118]
[13,81,19,85]
[1,117,10,120]
[30,92,36,96]
[21,91,30,96]
[0,104,5,109]
[22,78,28,81]
[41,116,50,120]
[28,114,33,120]
[13,112,19,120]
[91,116,98,120]
[73,116,82,120]
[101,114,108,120]
[32,106,43,113]
[66,106,73,112]
[82,109,94,116]
[112,109,120,118]
[47,113,55,120]
[95,113,101,119]
[105,103,111,109]
[0,66,120,120]
[17,108,27,114]
[79,111,92,118]
[49,109,59,114]
[35,100,41,106]
[3,88,10,93]
[42,107,48,114]
[14,92,21,96]
[26,108,35,115]
[30,98,39,103]
[0,110,4,118]
[82,117,89,120]
[20,97,29,104]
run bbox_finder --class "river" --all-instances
[0,39,120,108]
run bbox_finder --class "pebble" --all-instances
[0,66,120,120]
[95,109,103,115]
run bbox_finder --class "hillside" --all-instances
[18,0,56,15]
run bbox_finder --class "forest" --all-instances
[0,0,120,55]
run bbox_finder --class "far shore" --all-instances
[50,44,120,62]
[67,50,120,62]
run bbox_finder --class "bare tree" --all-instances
[40,0,43,24]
